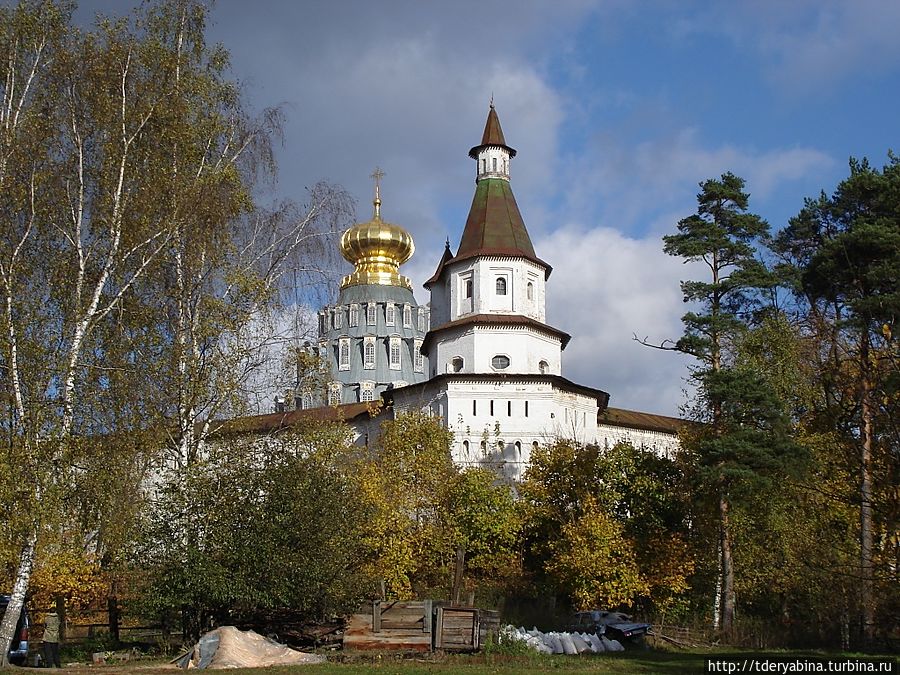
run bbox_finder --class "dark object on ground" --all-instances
[0,594,30,665]
[568,610,651,648]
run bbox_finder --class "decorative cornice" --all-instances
[420,313,571,354]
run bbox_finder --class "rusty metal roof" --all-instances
[209,401,380,436]
[458,177,537,257]
[597,406,686,434]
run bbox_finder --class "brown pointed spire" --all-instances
[424,238,455,287]
[469,103,516,159]
[423,104,550,288]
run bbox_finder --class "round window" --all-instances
[491,354,510,369]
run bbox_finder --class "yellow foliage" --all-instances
[546,497,649,610]
[30,549,107,610]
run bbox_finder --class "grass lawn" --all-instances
[57,649,899,675]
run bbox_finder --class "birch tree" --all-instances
[0,0,346,660]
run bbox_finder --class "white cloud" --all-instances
[537,224,696,417]
[559,127,833,235]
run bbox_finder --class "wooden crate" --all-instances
[434,606,499,652]
[343,600,432,652]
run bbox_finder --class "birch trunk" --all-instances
[0,530,36,667]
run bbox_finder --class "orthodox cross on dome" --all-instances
[370,166,385,219]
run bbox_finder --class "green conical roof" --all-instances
[457,178,535,258]
[424,106,550,289]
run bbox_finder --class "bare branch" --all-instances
[633,334,681,352]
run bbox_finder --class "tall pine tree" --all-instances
[773,155,900,646]
[662,172,797,634]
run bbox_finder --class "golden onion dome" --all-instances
[340,170,414,290]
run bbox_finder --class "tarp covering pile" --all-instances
[175,626,325,669]
[498,625,625,654]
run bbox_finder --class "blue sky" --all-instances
[75,0,900,416]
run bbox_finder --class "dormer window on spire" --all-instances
[475,145,511,181]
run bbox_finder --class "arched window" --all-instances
[338,338,350,370]
[364,338,376,369]
[533,440,539,452]
[515,441,522,457]
[463,440,469,455]
[389,336,401,370]
[539,359,549,374]
[413,339,424,373]
[495,277,507,295]
[328,383,341,406]
[450,356,463,373]
[359,382,375,402]
[527,282,534,300]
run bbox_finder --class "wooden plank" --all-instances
[343,631,432,652]
[372,600,381,633]
[423,599,432,634]
[434,606,444,649]
[380,622,423,630]
[382,609,426,620]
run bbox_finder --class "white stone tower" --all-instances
[390,105,609,480]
